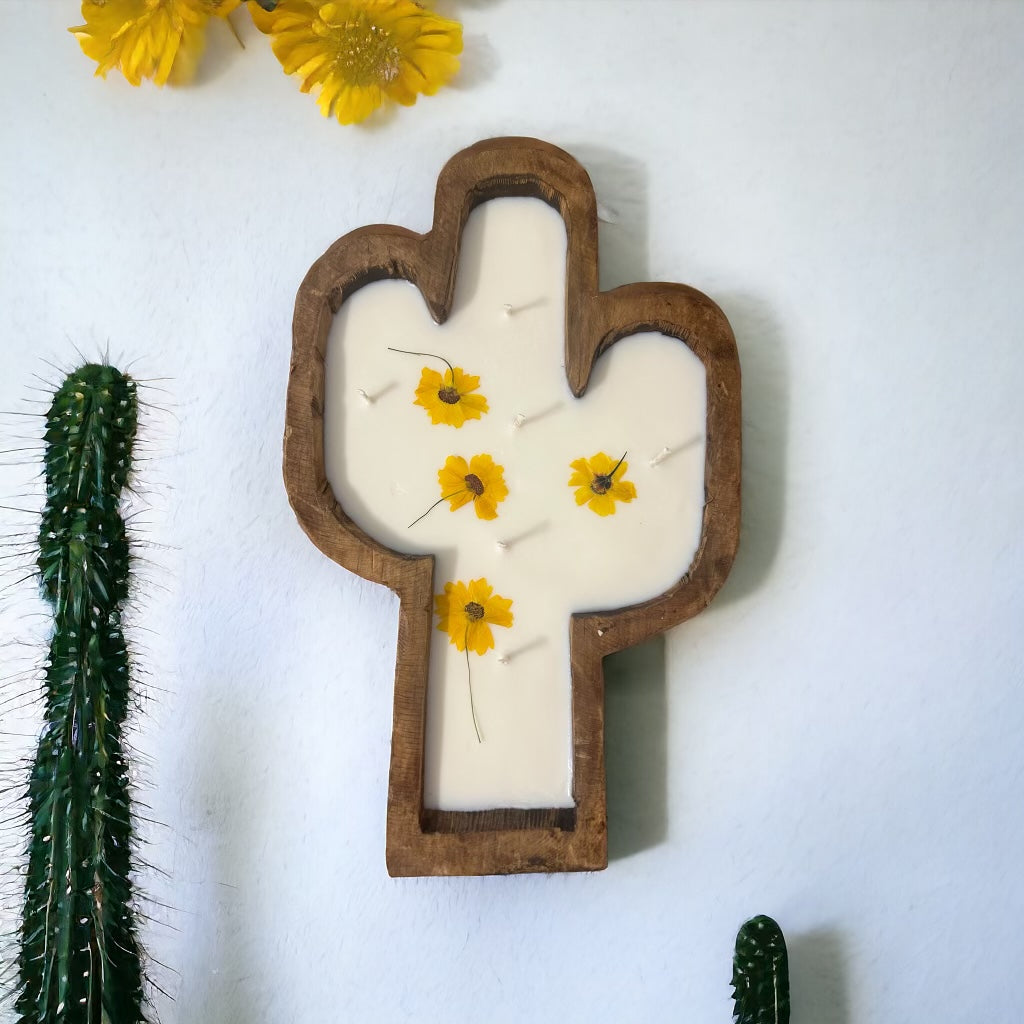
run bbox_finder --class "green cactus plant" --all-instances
[732,915,790,1024]
[14,363,149,1024]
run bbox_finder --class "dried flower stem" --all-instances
[388,347,455,384]
[408,490,465,529]
[465,625,482,743]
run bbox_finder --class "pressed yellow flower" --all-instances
[414,365,488,427]
[434,578,513,656]
[569,452,637,517]
[437,454,508,521]
[250,0,463,125]
[70,0,240,87]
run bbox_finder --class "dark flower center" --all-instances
[590,474,612,495]
[438,385,461,404]
[465,601,485,622]
[464,473,484,496]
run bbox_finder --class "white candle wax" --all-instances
[324,198,706,810]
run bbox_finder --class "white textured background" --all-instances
[1,2,1023,1021]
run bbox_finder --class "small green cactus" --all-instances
[15,364,149,1024]
[732,915,790,1024]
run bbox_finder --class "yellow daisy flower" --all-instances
[249,0,463,125]
[437,454,508,521]
[569,452,637,517]
[414,365,488,427]
[70,0,239,87]
[434,578,513,656]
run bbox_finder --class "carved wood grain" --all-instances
[283,137,741,876]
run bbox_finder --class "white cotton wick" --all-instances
[649,446,671,467]
[511,413,526,430]
[356,388,374,406]
[502,303,515,318]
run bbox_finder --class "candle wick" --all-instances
[502,303,514,318]
[511,413,526,430]
[356,388,374,405]
[497,653,510,666]
[496,539,510,552]
[649,445,671,467]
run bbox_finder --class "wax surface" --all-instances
[324,198,707,810]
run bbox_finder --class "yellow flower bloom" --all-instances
[250,0,463,125]
[569,452,637,517]
[70,0,239,87]
[414,365,488,427]
[438,454,508,521]
[435,578,513,656]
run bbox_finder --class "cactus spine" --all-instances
[15,364,148,1024]
[732,915,790,1024]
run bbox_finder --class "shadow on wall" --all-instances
[566,142,650,289]
[714,292,789,606]
[571,144,663,862]
[789,927,852,1024]
[605,635,667,861]
[564,148,790,860]
[194,14,250,87]
[566,147,790,611]
[177,701,264,1024]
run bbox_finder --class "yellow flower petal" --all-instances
[482,594,513,629]
[447,490,474,512]
[568,452,637,516]
[337,84,383,124]
[71,0,212,86]
[252,0,461,124]
[413,364,489,427]
[387,77,419,106]
[280,40,325,74]
[406,49,460,95]
[410,29,464,51]
[434,577,513,655]
[434,580,465,642]
[452,368,480,393]
[568,458,592,488]
[468,455,507,504]
[167,20,207,84]
[467,452,495,476]
[609,479,638,503]
[448,402,470,428]
[438,455,467,486]
[248,3,309,32]
[316,76,344,116]
[434,452,508,519]
[415,365,444,392]
[466,620,494,655]
[456,392,489,419]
